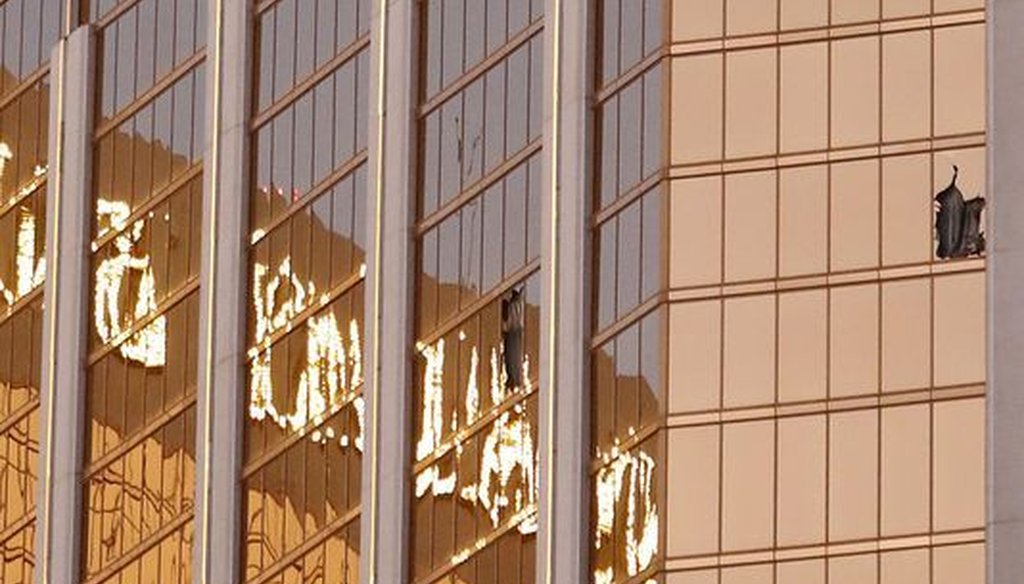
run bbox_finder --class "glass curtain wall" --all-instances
[0,1,64,580]
[662,1,986,583]
[590,1,667,583]
[81,0,206,581]
[410,1,545,583]
[241,1,370,582]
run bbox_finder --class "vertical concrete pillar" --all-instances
[193,0,252,582]
[361,1,417,582]
[538,1,594,582]
[989,1,1024,582]
[36,25,94,584]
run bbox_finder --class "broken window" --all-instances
[935,165,986,259]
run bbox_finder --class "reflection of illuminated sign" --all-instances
[414,333,540,545]
[0,208,45,309]
[0,142,47,311]
[248,257,365,450]
[92,199,166,367]
[593,445,659,584]
[0,142,11,181]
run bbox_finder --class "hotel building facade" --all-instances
[0,0,1019,583]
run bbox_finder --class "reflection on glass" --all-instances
[82,407,196,579]
[248,256,366,449]
[0,298,42,559]
[409,281,539,581]
[593,446,659,584]
[0,143,47,313]
[0,207,45,308]
[92,198,167,366]
[414,336,538,539]
[0,142,10,179]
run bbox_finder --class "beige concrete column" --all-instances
[361,1,417,582]
[36,25,94,584]
[988,1,1024,582]
[193,0,253,582]
[538,0,595,582]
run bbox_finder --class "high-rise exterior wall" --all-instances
[81,0,206,581]
[410,2,544,582]
[590,1,666,583]
[0,1,1000,583]
[0,2,65,582]
[241,1,370,581]
[658,1,987,583]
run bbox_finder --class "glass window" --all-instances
[777,415,826,546]
[883,0,930,19]
[726,49,777,159]
[723,295,775,408]
[779,165,827,277]
[934,24,985,136]
[881,405,930,536]
[829,555,878,584]
[881,154,931,266]
[723,565,772,584]
[881,280,930,392]
[0,0,64,97]
[243,10,370,569]
[780,0,827,30]
[666,426,719,556]
[829,284,879,398]
[672,0,723,42]
[726,0,777,35]
[881,550,929,584]
[933,273,984,387]
[96,0,204,121]
[882,31,931,143]
[933,399,984,530]
[778,289,827,404]
[830,159,880,272]
[722,420,774,551]
[780,42,828,154]
[933,543,984,584]
[670,54,722,165]
[669,177,722,287]
[777,560,826,584]
[828,410,879,541]
[660,2,985,581]
[414,4,545,578]
[724,170,776,282]
[831,37,880,148]
[668,301,721,414]
[832,0,878,24]
[84,7,206,580]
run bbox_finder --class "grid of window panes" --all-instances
[411,1,544,582]
[591,1,667,583]
[81,1,205,582]
[241,1,370,582]
[0,1,64,579]
[662,2,985,583]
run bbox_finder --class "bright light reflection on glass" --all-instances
[248,256,365,450]
[92,199,167,366]
[593,445,659,584]
[414,329,540,565]
[0,143,47,312]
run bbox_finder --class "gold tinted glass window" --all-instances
[81,3,205,581]
[0,3,63,580]
[0,0,65,94]
[660,1,986,582]
[411,1,545,581]
[592,2,666,583]
[242,1,370,582]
